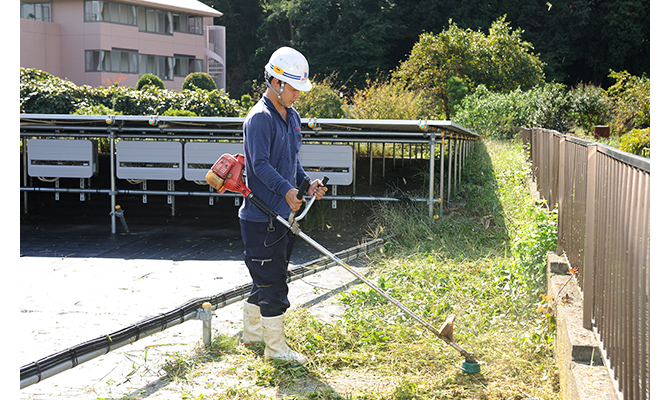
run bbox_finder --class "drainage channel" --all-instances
[19,238,385,389]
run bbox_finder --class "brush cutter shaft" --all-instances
[271,213,470,358]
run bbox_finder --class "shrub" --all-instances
[293,76,345,119]
[349,77,440,120]
[72,104,122,115]
[136,73,165,90]
[20,67,241,117]
[162,108,198,117]
[619,127,650,157]
[568,83,610,135]
[172,87,241,117]
[528,82,572,133]
[239,94,255,116]
[453,83,571,136]
[607,70,650,136]
[182,72,217,91]
[20,68,91,114]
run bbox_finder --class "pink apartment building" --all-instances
[20,0,225,91]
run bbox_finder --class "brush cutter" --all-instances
[206,153,481,373]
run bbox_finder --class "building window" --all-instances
[172,14,202,35]
[85,49,138,74]
[188,16,203,35]
[174,55,204,77]
[21,2,51,22]
[84,1,137,25]
[84,1,204,35]
[139,54,174,81]
[137,7,173,35]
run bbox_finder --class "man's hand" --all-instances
[285,188,304,212]
[308,179,328,200]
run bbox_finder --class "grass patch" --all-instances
[150,138,560,399]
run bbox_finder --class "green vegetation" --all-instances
[453,73,650,147]
[136,73,165,90]
[136,138,559,399]
[217,0,648,99]
[293,76,346,119]
[619,128,650,158]
[19,68,240,117]
[394,17,545,117]
[182,72,218,91]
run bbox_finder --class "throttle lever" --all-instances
[290,177,312,224]
[293,176,329,223]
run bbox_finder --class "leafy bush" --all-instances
[162,108,198,117]
[239,94,255,116]
[454,83,572,137]
[182,72,217,91]
[20,68,92,114]
[568,83,610,135]
[72,104,122,115]
[172,87,241,117]
[20,68,240,117]
[293,76,345,118]
[607,70,650,136]
[136,73,165,90]
[619,127,650,157]
[349,77,441,120]
[527,82,572,133]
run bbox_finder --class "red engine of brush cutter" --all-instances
[206,153,251,196]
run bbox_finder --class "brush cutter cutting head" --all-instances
[206,153,251,196]
[439,314,481,374]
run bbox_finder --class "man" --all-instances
[239,46,327,364]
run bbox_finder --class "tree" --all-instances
[393,17,545,118]
[256,0,405,92]
[199,0,265,98]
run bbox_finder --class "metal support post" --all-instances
[439,131,445,218]
[429,132,435,218]
[109,128,117,234]
[447,137,453,206]
[198,302,213,346]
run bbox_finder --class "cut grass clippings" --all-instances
[141,137,560,399]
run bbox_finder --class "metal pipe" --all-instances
[428,133,435,217]
[276,215,476,360]
[18,188,439,204]
[109,128,117,234]
[439,132,445,218]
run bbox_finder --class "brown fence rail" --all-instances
[523,128,650,400]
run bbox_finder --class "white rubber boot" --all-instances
[261,314,307,364]
[242,302,263,346]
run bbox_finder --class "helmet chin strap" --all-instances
[266,75,288,109]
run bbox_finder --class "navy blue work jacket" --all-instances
[238,95,309,223]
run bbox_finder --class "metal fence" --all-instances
[523,128,650,400]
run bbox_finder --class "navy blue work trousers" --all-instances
[240,219,295,317]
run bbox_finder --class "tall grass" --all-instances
[287,138,560,398]
[151,138,559,399]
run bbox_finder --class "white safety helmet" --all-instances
[264,47,312,92]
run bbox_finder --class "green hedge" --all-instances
[182,72,217,91]
[20,68,241,117]
[136,73,165,90]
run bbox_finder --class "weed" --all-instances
[152,138,559,399]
